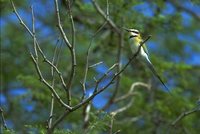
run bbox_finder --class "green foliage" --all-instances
[2,129,16,134]
[1,0,200,133]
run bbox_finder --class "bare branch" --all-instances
[109,114,114,134]
[114,82,150,103]
[54,0,76,105]
[92,0,120,33]
[171,106,200,126]
[109,96,133,133]
[93,63,118,93]
[11,0,33,37]
[11,0,71,110]
[54,0,72,49]
[108,82,149,133]
[11,0,68,94]
[83,94,92,129]
[82,21,108,100]
[103,31,124,110]
[66,0,76,48]
[47,94,54,129]
[30,54,72,110]
[47,38,62,129]
[74,35,151,112]
[0,107,7,129]
[30,5,38,59]
[46,32,151,134]
[89,61,103,68]
[111,99,134,116]
[65,0,77,105]
[50,63,118,132]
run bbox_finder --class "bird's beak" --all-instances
[122,27,130,32]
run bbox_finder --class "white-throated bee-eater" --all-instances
[123,27,171,94]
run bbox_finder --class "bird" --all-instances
[123,27,171,94]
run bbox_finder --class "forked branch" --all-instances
[49,35,152,132]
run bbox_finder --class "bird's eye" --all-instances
[129,35,136,39]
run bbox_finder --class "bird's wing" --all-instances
[141,42,149,55]
[144,57,171,95]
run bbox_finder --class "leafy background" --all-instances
[1,0,200,133]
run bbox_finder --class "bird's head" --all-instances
[122,27,140,39]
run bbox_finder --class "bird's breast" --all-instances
[129,39,140,53]
[129,39,147,60]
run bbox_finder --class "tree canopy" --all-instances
[1,0,200,133]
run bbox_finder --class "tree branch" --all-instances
[92,0,120,34]
[54,0,77,105]
[0,107,7,129]
[102,31,124,110]
[30,54,72,110]
[114,82,150,103]
[92,0,124,110]
[11,0,72,110]
[171,106,200,126]
[49,35,152,132]
[47,38,62,130]
[82,21,108,100]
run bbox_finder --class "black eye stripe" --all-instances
[129,35,137,39]
[131,31,139,34]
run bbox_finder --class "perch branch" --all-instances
[171,106,200,126]
[49,35,152,132]
[82,21,108,100]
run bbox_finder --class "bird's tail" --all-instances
[144,58,171,95]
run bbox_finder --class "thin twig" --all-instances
[76,35,151,113]
[114,82,150,103]
[109,114,114,134]
[30,5,38,59]
[54,0,76,105]
[11,0,68,93]
[82,21,108,100]
[47,93,54,129]
[49,35,151,133]
[171,106,200,126]
[11,0,33,36]
[102,31,124,110]
[108,97,134,133]
[47,38,61,129]
[93,63,118,93]
[30,54,72,110]
[112,99,134,116]
[65,0,77,105]
[92,0,123,109]
[0,107,7,129]
[89,61,103,68]
[54,0,72,49]
[92,0,120,34]
[83,93,92,129]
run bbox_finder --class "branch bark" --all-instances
[11,0,72,110]
[54,0,77,105]
[92,0,120,34]
[0,107,7,129]
[49,35,152,133]
[171,106,200,126]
